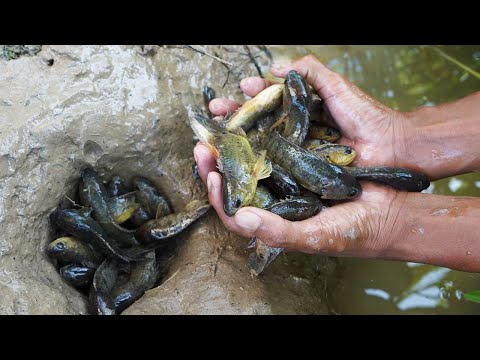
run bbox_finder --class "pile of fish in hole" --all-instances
[48,169,211,315]
[190,70,430,275]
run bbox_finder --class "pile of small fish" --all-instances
[190,71,430,275]
[48,169,211,315]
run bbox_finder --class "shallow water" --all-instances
[268,45,480,314]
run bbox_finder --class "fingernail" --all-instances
[234,210,262,232]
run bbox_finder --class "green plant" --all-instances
[464,290,480,303]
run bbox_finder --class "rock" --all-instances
[0,45,337,314]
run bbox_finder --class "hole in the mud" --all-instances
[83,140,104,163]
[47,169,190,315]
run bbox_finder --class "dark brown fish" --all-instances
[89,258,118,315]
[346,166,430,192]
[136,200,211,244]
[60,264,96,289]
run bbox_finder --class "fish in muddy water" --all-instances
[112,251,160,314]
[50,208,150,262]
[107,175,129,197]
[107,192,141,224]
[48,236,103,267]
[136,199,211,244]
[89,258,118,315]
[60,264,96,290]
[133,177,172,219]
[80,168,138,247]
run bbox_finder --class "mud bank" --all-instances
[0,45,337,314]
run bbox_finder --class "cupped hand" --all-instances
[194,55,409,254]
[195,142,405,255]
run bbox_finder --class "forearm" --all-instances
[399,91,480,180]
[369,193,480,272]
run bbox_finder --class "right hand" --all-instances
[193,55,411,256]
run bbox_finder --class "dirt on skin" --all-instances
[0,45,338,314]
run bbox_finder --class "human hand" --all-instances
[193,55,411,255]
[208,54,408,168]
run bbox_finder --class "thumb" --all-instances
[232,207,308,250]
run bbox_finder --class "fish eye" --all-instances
[327,129,333,136]
[349,188,359,197]
[235,198,242,208]
[345,148,352,155]
[55,242,65,251]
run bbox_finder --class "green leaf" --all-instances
[464,290,480,303]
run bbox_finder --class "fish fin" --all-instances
[229,127,247,138]
[268,113,288,131]
[253,150,272,180]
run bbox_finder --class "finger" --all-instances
[209,98,240,116]
[194,142,217,184]
[240,77,277,97]
[231,207,315,250]
[270,55,349,101]
[206,172,244,231]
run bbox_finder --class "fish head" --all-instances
[47,237,68,256]
[321,168,362,200]
[326,146,357,166]
[222,175,258,216]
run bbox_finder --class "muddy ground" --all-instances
[0,45,340,314]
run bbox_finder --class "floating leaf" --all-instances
[464,290,480,303]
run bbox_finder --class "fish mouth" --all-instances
[223,205,237,217]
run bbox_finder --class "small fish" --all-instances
[309,144,357,166]
[188,110,272,216]
[262,162,301,199]
[136,199,211,244]
[60,264,96,289]
[107,192,141,224]
[308,125,341,142]
[89,258,118,315]
[192,164,201,180]
[107,176,129,197]
[302,139,329,150]
[282,70,312,145]
[50,208,149,262]
[202,86,216,118]
[79,168,138,247]
[225,84,284,132]
[128,207,152,228]
[134,177,172,219]
[112,251,160,314]
[264,131,361,200]
[251,184,278,209]
[345,166,430,192]
[48,236,103,267]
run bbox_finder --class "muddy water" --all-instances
[267,45,480,314]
